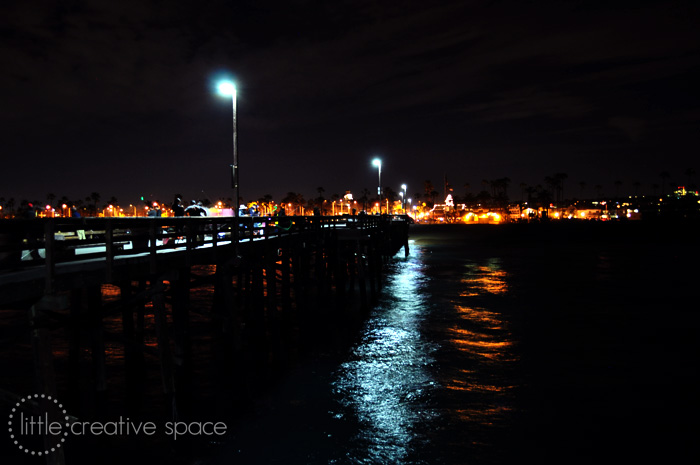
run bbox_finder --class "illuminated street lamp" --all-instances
[401,184,407,213]
[216,79,242,250]
[372,158,382,213]
[217,80,238,219]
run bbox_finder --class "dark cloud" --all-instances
[1,0,699,204]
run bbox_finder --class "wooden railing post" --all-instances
[152,278,176,419]
[105,220,114,282]
[184,220,192,264]
[44,219,55,294]
[149,220,157,274]
[29,301,66,465]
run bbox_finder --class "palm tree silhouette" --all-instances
[499,177,511,199]
[424,180,435,204]
[555,172,568,203]
[633,181,641,196]
[525,186,536,204]
[659,171,670,195]
[360,188,372,212]
[281,192,305,215]
[314,187,326,210]
[88,192,101,216]
[684,168,696,188]
[544,176,558,203]
[257,194,273,214]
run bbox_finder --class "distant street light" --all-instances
[372,158,382,213]
[401,184,407,213]
[217,80,238,219]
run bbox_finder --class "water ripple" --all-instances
[332,245,436,464]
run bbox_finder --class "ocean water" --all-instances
[209,222,699,465]
[2,223,698,464]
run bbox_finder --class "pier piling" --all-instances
[0,214,410,465]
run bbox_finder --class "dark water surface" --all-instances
[2,223,698,464]
[210,222,699,464]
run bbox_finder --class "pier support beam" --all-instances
[120,280,145,415]
[29,295,67,465]
[152,278,176,420]
[87,285,107,415]
[171,268,192,420]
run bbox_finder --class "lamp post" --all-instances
[217,80,238,218]
[401,184,407,213]
[217,79,240,250]
[372,158,382,213]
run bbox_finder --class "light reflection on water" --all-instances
[459,261,509,297]
[330,244,521,464]
[441,257,519,457]
[332,244,436,464]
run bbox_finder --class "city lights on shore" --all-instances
[1,184,698,221]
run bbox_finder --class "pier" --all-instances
[0,215,410,465]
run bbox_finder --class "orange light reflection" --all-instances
[459,264,508,295]
[449,327,513,359]
[454,305,503,329]
[455,406,513,424]
[445,379,513,393]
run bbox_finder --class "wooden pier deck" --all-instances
[1,215,408,304]
[0,214,410,465]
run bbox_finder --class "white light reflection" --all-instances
[333,244,436,464]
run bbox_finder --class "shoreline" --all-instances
[408,220,700,246]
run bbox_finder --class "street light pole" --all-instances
[217,81,238,214]
[232,87,238,218]
[217,80,239,247]
[372,158,382,213]
[401,184,407,214]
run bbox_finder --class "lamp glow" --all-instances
[217,81,236,96]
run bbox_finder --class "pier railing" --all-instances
[0,213,411,465]
[0,215,388,273]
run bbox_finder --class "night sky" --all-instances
[2,0,699,206]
